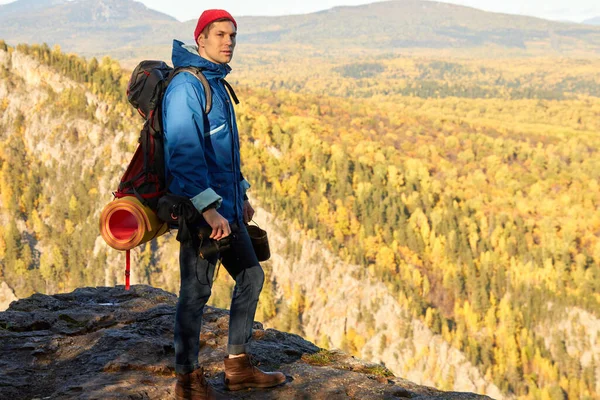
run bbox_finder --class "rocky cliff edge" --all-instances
[0,285,492,400]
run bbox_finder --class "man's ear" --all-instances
[197,35,204,49]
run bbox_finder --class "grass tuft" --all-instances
[301,349,338,366]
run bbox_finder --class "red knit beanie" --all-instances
[194,9,237,43]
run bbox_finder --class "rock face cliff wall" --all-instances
[253,207,505,400]
[0,281,17,311]
[0,285,491,399]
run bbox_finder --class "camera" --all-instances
[198,229,232,259]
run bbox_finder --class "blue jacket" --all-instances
[162,40,249,225]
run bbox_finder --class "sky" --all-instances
[0,0,598,22]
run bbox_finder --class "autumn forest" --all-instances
[0,39,599,399]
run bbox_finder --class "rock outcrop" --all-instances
[0,285,492,399]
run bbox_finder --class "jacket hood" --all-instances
[171,39,231,79]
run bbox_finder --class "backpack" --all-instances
[104,60,239,290]
[114,60,214,212]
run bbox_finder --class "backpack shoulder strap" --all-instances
[172,67,212,114]
[221,79,239,105]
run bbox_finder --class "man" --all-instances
[162,9,286,400]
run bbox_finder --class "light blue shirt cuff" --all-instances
[190,188,222,213]
[241,179,251,193]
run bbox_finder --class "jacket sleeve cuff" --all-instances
[191,188,222,213]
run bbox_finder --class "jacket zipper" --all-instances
[220,79,241,223]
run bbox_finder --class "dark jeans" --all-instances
[174,224,264,374]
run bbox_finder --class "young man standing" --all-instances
[162,9,286,400]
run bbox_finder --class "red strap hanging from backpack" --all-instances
[125,249,131,291]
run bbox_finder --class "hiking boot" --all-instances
[174,367,221,400]
[223,354,286,391]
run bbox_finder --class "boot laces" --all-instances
[193,368,209,386]
[248,354,260,367]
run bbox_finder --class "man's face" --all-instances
[198,20,236,64]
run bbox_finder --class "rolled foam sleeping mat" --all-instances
[99,196,168,251]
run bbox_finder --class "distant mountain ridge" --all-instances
[2,0,600,59]
[583,16,600,25]
[0,0,68,16]
[0,0,176,22]
[0,0,177,57]
[234,1,588,47]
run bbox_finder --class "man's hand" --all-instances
[243,200,255,224]
[202,208,231,240]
